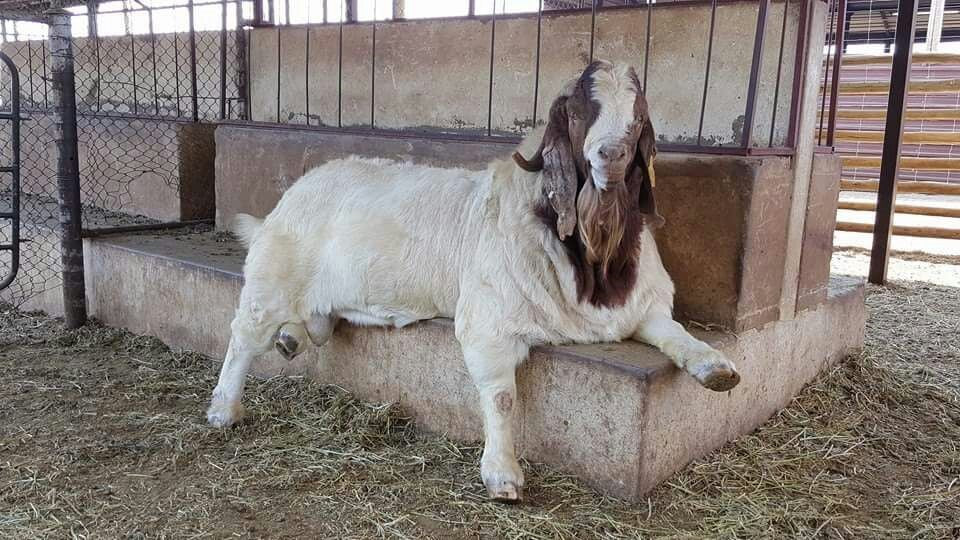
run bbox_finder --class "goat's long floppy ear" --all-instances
[512,96,579,239]
[634,119,665,228]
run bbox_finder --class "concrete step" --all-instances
[83,230,866,501]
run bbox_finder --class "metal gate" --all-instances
[0,51,20,291]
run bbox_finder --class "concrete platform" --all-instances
[84,231,866,501]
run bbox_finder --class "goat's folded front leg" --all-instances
[634,313,741,392]
[459,339,527,503]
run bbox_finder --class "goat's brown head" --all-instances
[514,60,662,292]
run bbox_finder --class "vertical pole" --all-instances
[925,0,944,52]
[532,0,542,127]
[486,0,496,136]
[220,0,228,119]
[188,0,199,121]
[86,0,97,39]
[869,0,917,284]
[47,7,87,329]
[825,0,847,147]
[392,0,404,19]
[741,0,769,148]
[236,0,249,120]
[696,0,717,146]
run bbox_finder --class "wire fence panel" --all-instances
[0,27,62,309]
[0,1,245,309]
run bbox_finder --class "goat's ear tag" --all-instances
[646,159,656,188]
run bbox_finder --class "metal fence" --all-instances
[0,0,247,311]
[238,0,813,155]
[0,0,817,315]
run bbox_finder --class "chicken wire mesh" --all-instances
[0,2,246,308]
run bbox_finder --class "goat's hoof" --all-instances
[486,481,523,503]
[274,330,301,361]
[207,400,245,428]
[481,457,525,503]
[695,363,741,392]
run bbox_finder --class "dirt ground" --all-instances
[1,255,959,539]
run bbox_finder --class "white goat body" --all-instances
[208,61,740,502]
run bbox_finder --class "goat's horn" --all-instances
[512,151,543,172]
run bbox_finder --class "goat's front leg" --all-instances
[635,312,740,392]
[460,339,527,502]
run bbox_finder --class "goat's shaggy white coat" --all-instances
[208,62,739,501]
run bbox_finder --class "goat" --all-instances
[207,60,740,502]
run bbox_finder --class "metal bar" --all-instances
[276,26,280,122]
[589,0,597,63]
[284,0,290,24]
[0,51,20,291]
[643,0,651,91]
[532,0,542,127]
[305,26,310,125]
[869,0,918,285]
[786,0,811,149]
[237,0,249,120]
[130,33,138,114]
[188,0,199,121]
[149,5,159,115]
[741,0,769,148]
[46,7,87,328]
[818,0,836,145]
[371,18,376,128]
[469,0,475,17]
[41,39,48,109]
[825,0,847,147]
[696,0,717,146]
[174,20,181,117]
[93,3,102,111]
[768,0,789,147]
[486,0,496,137]
[220,0,228,119]
[337,12,343,127]
[81,219,214,238]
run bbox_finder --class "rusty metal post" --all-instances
[47,7,87,328]
[825,0,847,147]
[869,0,918,284]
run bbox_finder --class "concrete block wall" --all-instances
[249,0,801,145]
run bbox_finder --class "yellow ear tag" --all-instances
[646,159,656,188]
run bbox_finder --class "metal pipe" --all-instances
[767,0,789,147]
[589,0,597,63]
[0,52,21,291]
[696,0,717,146]
[786,0,811,149]
[869,0,918,284]
[825,0,847,147]
[486,0,496,136]
[220,0,228,119]
[741,0,769,148]
[643,0,651,91]
[817,0,836,145]
[532,0,542,127]
[46,7,87,329]
[188,0,199,121]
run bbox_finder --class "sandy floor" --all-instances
[1,255,958,538]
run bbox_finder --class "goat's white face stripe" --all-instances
[583,64,639,190]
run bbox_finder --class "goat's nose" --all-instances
[598,143,628,163]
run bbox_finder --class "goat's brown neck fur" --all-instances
[535,167,645,309]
